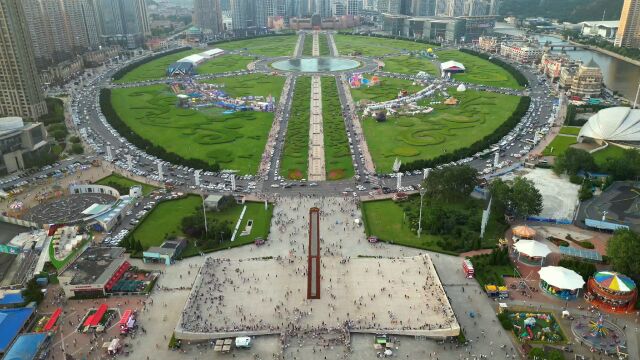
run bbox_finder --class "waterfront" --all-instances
[495,23,640,101]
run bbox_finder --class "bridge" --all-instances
[544,44,590,51]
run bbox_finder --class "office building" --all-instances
[0,0,48,120]
[378,0,402,14]
[411,0,436,16]
[231,0,255,30]
[194,0,224,34]
[347,0,362,15]
[615,0,640,48]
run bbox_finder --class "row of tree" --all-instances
[400,97,531,171]
[206,32,296,47]
[111,46,192,81]
[554,147,640,181]
[99,89,220,171]
[458,48,529,87]
[335,32,441,48]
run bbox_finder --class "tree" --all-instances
[553,148,596,176]
[601,148,640,181]
[510,177,543,219]
[489,177,542,219]
[606,229,640,276]
[22,278,44,304]
[425,165,479,201]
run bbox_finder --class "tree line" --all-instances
[99,88,220,171]
[400,97,531,171]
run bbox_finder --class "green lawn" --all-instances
[194,54,253,74]
[131,195,273,254]
[382,55,439,76]
[115,49,199,83]
[49,236,90,270]
[319,33,330,56]
[219,35,298,57]
[281,76,311,179]
[303,34,313,56]
[322,77,354,180]
[115,52,252,83]
[362,88,521,172]
[436,50,522,89]
[95,173,157,195]
[361,199,446,252]
[542,135,577,156]
[559,126,581,136]
[111,74,284,174]
[334,34,437,57]
[350,77,423,104]
[593,144,628,167]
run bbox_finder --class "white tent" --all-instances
[456,84,466,92]
[514,240,551,265]
[538,266,585,290]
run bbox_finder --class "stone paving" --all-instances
[308,76,326,181]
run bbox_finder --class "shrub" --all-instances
[497,312,513,330]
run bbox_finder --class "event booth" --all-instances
[586,271,637,312]
[513,240,551,266]
[539,266,585,300]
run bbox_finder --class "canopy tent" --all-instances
[512,225,536,239]
[513,240,551,265]
[593,271,636,293]
[539,266,585,290]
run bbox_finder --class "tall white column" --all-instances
[194,170,201,186]
[106,146,113,161]
[494,152,500,168]
[158,162,164,181]
[396,173,402,190]
[230,174,236,191]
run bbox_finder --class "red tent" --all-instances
[119,310,132,326]
[43,308,62,332]
[83,304,108,327]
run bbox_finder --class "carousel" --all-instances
[539,266,585,300]
[513,240,551,266]
[512,225,536,241]
[586,271,637,312]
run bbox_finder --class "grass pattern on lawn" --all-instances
[281,76,312,179]
[322,77,354,180]
[362,88,521,172]
[219,35,298,57]
[382,55,439,76]
[436,50,522,89]
[334,35,437,57]
[350,77,423,104]
[111,74,284,174]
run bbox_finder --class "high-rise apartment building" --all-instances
[615,0,640,48]
[230,0,256,30]
[94,0,149,48]
[347,0,362,15]
[0,0,48,119]
[411,0,436,16]
[193,0,224,34]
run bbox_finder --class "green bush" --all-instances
[497,312,513,330]
[71,143,84,154]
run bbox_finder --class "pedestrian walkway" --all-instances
[308,76,326,181]
[312,31,320,57]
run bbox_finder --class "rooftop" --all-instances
[62,247,126,286]
[580,20,619,28]
[2,333,47,359]
[0,307,35,353]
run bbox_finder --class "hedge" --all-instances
[99,88,219,171]
[400,96,531,171]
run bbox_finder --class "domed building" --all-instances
[578,107,640,145]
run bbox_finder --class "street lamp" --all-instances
[418,187,427,238]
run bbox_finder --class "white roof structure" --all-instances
[440,60,465,71]
[201,48,224,58]
[580,20,619,29]
[235,337,251,347]
[456,84,466,92]
[0,117,25,136]
[538,266,585,290]
[578,107,640,142]
[513,240,551,258]
[178,54,206,65]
